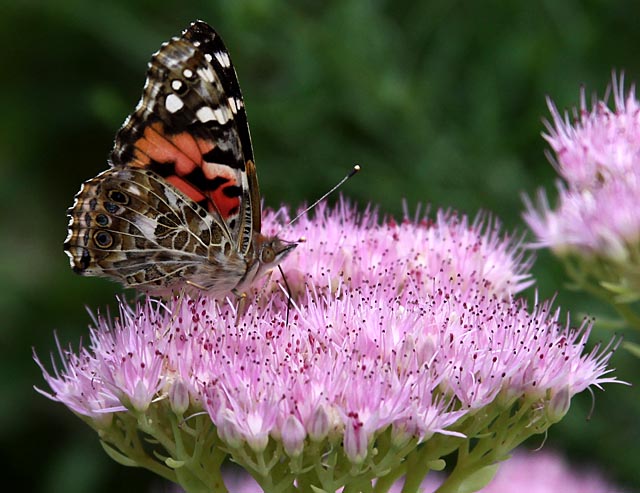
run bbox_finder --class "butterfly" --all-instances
[64,20,296,297]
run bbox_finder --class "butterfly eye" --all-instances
[93,231,114,249]
[260,246,276,264]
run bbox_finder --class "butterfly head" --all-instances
[251,234,297,281]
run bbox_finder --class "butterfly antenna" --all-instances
[287,164,361,227]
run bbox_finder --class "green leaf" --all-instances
[165,457,186,468]
[310,485,329,493]
[99,441,140,468]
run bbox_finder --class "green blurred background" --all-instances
[3,0,639,491]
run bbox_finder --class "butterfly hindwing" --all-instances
[64,167,247,293]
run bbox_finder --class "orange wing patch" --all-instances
[132,122,212,173]
[165,175,205,203]
[130,122,241,219]
[208,179,241,219]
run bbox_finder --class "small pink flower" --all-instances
[34,338,118,426]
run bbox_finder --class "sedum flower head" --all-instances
[524,74,640,302]
[37,201,619,493]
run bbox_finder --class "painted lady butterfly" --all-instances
[64,21,296,297]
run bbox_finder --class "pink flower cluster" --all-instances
[36,201,620,491]
[524,74,640,259]
[270,202,534,300]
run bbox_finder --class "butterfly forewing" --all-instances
[110,21,256,253]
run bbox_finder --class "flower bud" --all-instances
[281,415,306,457]
[344,421,368,464]
[218,413,243,449]
[308,404,330,442]
[131,380,151,412]
[169,379,190,416]
[547,386,571,423]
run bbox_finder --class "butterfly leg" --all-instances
[185,280,208,292]
[232,267,276,326]
[232,289,248,327]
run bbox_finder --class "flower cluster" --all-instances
[37,202,619,493]
[524,74,640,308]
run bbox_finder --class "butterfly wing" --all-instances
[110,20,259,255]
[65,21,261,294]
[64,167,247,294]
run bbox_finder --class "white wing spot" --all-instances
[196,105,232,124]
[171,79,183,91]
[215,51,231,68]
[166,94,184,113]
[193,40,201,47]
[228,97,243,113]
[196,106,216,123]
[135,215,159,240]
[125,184,142,197]
[214,106,232,124]
[204,53,212,63]
[183,68,194,79]
[197,66,215,83]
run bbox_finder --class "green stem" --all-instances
[102,415,177,482]
[170,414,225,493]
[400,436,454,493]
[434,397,543,493]
[136,408,178,457]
